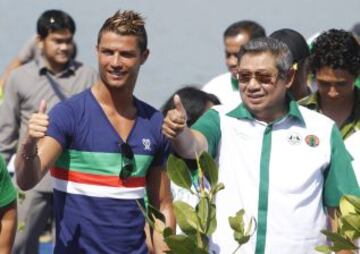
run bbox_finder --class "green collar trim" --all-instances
[226,96,305,125]
[231,75,239,91]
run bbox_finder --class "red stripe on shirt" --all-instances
[50,167,146,188]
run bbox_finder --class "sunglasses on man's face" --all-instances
[119,143,134,179]
[237,71,278,85]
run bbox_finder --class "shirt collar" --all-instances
[37,57,76,76]
[226,94,305,125]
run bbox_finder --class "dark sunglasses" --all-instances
[237,71,278,85]
[119,143,134,179]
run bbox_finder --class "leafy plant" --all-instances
[139,152,255,254]
[316,195,360,253]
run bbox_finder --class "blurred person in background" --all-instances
[0,9,97,254]
[202,20,265,110]
[299,29,360,140]
[270,28,312,100]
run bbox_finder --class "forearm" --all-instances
[153,202,175,254]
[327,207,353,254]
[15,137,42,190]
[0,201,17,254]
[172,128,207,159]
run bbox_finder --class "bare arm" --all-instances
[162,95,208,159]
[327,207,352,254]
[147,166,175,254]
[0,201,16,254]
[15,101,63,190]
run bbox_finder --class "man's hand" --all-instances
[27,100,48,142]
[162,95,188,140]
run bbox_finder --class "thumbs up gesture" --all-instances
[162,95,188,140]
[28,100,49,140]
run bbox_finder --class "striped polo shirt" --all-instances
[47,89,170,254]
[192,100,359,254]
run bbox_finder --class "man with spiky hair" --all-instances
[300,29,360,140]
[14,10,175,254]
[202,20,265,110]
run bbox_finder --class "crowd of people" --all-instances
[0,7,360,254]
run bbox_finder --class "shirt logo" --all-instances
[305,135,320,147]
[142,138,151,151]
[287,132,302,145]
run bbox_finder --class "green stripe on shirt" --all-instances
[55,149,153,177]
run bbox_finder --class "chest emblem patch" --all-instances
[287,132,302,145]
[305,135,320,147]
[142,138,151,151]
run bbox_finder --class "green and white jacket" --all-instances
[192,100,359,254]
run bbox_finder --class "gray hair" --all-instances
[237,37,293,79]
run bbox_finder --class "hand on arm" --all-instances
[147,166,175,254]
[162,95,208,159]
[15,100,62,190]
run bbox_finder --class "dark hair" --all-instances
[270,28,310,64]
[37,9,76,39]
[162,86,220,126]
[310,29,360,77]
[237,37,293,79]
[97,10,147,52]
[224,20,266,40]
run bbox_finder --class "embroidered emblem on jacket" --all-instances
[305,135,320,147]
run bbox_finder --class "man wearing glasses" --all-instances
[14,10,174,254]
[162,37,358,253]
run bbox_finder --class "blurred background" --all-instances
[1,0,360,108]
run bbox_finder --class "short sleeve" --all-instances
[150,113,171,168]
[191,109,221,158]
[0,155,16,207]
[47,102,75,149]
[323,125,360,207]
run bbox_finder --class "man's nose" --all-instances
[111,54,122,67]
[328,86,339,97]
[227,55,238,67]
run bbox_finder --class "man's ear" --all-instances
[285,67,296,89]
[37,35,43,50]
[141,49,150,65]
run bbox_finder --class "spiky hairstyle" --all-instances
[97,10,147,52]
[310,29,360,77]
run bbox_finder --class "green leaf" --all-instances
[340,195,360,215]
[234,232,251,245]
[207,204,217,235]
[164,235,208,254]
[167,154,193,191]
[229,209,245,233]
[320,230,358,251]
[164,235,198,253]
[209,183,225,202]
[196,196,209,233]
[148,203,166,224]
[314,245,332,254]
[199,152,218,186]
[341,214,360,240]
[174,201,199,234]
[163,227,174,238]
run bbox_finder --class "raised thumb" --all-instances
[173,94,186,115]
[38,99,47,114]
